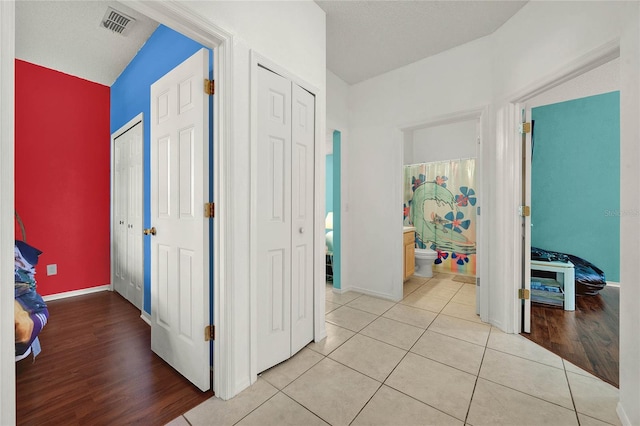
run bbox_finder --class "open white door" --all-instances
[150,48,210,391]
[520,106,533,333]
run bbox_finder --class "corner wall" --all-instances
[110,24,209,314]
[15,60,110,296]
[346,36,492,300]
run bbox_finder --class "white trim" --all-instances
[0,1,16,424]
[105,1,237,400]
[618,401,631,426]
[140,311,152,326]
[397,106,490,321]
[42,285,111,302]
[499,39,621,334]
[249,51,326,382]
[110,113,144,308]
[607,281,621,288]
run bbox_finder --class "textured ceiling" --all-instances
[316,0,527,84]
[16,1,527,87]
[16,0,159,86]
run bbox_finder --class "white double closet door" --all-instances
[113,121,143,310]
[257,66,315,373]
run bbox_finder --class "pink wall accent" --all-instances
[15,60,111,296]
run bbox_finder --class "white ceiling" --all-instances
[16,1,159,86]
[16,1,527,87]
[316,0,527,84]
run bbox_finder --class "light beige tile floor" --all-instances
[169,274,621,426]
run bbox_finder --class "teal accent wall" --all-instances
[326,154,334,213]
[110,25,211,313]
[332,131,342,290]
[531,91,620,282]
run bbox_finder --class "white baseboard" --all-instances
[42,285,111,302]
[617,401,630,426]
[346,285,399,302]
[140,311,151,326]
[607,281,620,287]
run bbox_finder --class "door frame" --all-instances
[249,51,326,382]
[110,113,144,313]
[124,0,234,399]
[397,106,489,321]
[498,39,620,333]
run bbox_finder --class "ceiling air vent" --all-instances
[101,7,136,36]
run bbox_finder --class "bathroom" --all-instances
[403,118,479,280]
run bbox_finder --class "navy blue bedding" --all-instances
[531,247,607,296]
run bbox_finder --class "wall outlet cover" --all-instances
[46,264,57,276]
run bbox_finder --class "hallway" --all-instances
[169,273,620,425]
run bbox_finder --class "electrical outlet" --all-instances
[46,264,57,276]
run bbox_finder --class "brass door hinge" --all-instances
[519,206,531,217]
[519,122,531,134]
[205,325,215,341]
[518,288,530,300]
[205,202,215,218]
[204,79,215,95]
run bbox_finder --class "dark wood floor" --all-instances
[16,291,213,426]
[523,286,619,388]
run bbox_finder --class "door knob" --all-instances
[143,227,157,236]
[299,227,304,234]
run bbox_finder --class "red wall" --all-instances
[15,60,111,296]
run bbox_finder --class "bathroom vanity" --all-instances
[403,227,416,280]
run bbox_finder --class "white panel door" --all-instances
[256,66,315,373]
[113,121,143,310]
[257,66,293,373]
[290,84,315,353]
[126,124,143,309]
[113,136,127,296]
[150,48,210,391]
[521,106,532,333]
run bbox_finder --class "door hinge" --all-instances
[205,325,215,341]
[518,288,530,300]
[519,205,531,217]
[519,122,531,134]
[205,202,215,218]
[204,79,215,95]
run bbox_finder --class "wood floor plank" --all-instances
[16,291,213,426]
[523,286,619,388]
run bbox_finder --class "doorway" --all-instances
[326,129,342,290]
[399,107,487,318]
[519,60,620,386]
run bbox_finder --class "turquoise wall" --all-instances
[326,154,334,214]
[531,91,620,282]
[110,25,211,313]
[332,131,341,290]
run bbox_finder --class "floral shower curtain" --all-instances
[403,159,477,275]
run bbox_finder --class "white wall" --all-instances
[528,57,619,109]
[344,2,639,423]
[178,0,326,396]
[347,35,493,300]
[408,120,477,165]
[490,2,638,423]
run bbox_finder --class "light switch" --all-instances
[46,264,57,276]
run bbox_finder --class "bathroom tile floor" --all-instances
[168,273,621,426]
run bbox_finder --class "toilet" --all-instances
[414,248,438,278]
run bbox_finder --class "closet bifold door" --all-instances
[257,66,293,373]
[113,121,143,310]
[256,66,315,373]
